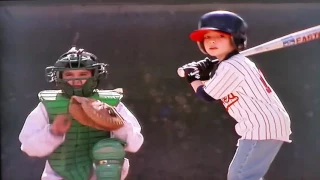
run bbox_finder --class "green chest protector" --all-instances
[39,89,126,180]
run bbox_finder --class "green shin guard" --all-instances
[92,138,126,180]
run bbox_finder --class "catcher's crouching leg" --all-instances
[92,138,126,180]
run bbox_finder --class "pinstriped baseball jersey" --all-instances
[204,54,292,142]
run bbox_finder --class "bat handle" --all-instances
[177,67,186,77]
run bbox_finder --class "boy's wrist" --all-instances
[49,125,64,137]
[190,80,204,92]
[186,76,198,83]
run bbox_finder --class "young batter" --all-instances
[182,10,292,180]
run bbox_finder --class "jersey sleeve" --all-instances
[204,61,244,99]
[19,102,66,157]
[110,102,144,153]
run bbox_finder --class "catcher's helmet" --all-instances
[190,10,248,54]
[45,47,108,97]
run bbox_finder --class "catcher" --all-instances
[19,47,144,180]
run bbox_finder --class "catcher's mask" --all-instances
[45,47,108,97]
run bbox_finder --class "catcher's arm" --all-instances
[110,102,144,153]
[19,102,65,157]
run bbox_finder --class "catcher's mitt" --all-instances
[69,96,125,131]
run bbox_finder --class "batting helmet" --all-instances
[190,10,248,54]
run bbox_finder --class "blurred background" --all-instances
[1,1,319,179]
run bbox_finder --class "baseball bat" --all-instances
[177,25,320,77]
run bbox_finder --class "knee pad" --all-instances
[92,138,126,180]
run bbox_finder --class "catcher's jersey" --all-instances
[204,54,292,142]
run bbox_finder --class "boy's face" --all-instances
[62,69,92,88]
[203,31,235,60]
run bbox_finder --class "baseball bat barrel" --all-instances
[177,25,320,77]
